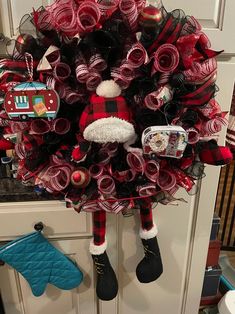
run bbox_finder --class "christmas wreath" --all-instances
[0,0,232,301]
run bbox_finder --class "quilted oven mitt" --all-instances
[0,231,83,296]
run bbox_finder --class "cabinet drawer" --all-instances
[0,201,92,241]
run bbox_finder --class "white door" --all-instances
[0,1,235,314]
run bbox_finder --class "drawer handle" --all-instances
[34,222,44,232]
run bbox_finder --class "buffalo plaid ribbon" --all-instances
[139,199,154,231]
[199,140,233,166]
[177,77,216,106]
[93,210,106,246]
[148,13,185,54]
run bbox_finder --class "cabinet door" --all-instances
[0,238,96,314]
[164,0,235,53]
[116,59,235,314]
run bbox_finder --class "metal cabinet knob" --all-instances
[34,222,44,232]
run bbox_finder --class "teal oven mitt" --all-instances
[0,231,83,296]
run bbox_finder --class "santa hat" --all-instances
[79,80,135,143]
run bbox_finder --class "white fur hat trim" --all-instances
[96,80,121,98]
[83,117,135,143]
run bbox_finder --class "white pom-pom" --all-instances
[96,80,121,98]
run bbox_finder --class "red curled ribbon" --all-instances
[127,152,145,174]
[97,175,116,195]
[97,0,119,19]
[77,1,101,34]
[111,67,132,89]
[186,128,200,144]
[156,169,177,191]
[53,62,71,82]
[144,85,174,111]
[75,53,105,91]
[31,119,51,134]
[46,49,61,68]
[89,164,105,179]
[127,153,160,183]
[134,0,146,12]
[9,121,30,133]
[201,116,227,136]
[64,86,82,104]
[42,164,72,192]
[30,118,70,135]
[52,118,71,135]
[197,99,221,119]
[145,160,160,182]
[36,155,73,192]
[182,58,217,85]
[120,62,136,80]
[53,3,78,37]
[126,43,149,68]
[89,53,107,72]
[119,0,138,32]
[137,183,157,197]
[153,44,179,73]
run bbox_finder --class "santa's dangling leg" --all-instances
[136,200,163,283]
[90,210,118,301]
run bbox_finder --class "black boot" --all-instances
[136,237,163,283]
[92,251,118,301]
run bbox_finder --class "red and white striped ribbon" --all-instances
[154,44,180,73]
[89,164,105,179]
[52,118,71,134]
[137,183,157,196]
[77,1,101,34]
[97,0,119,18]
[157,169,177,191]
[186,128,200,144]
[86,70,102,91]
[127,152,145,174]
[126,43,149,68]
[97,175,116,195]
[53,62,71,82]
[119,0,138,32]
[144,85,173,111]
[53,4,78,36]
[134,0,146,12]
[30,119,51,134]
[111,67,131,89]
[120,62,136,80]
[145,160,160,183]
[202,116,228,135]
[98,196,127,214]
[89,53,107,72]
